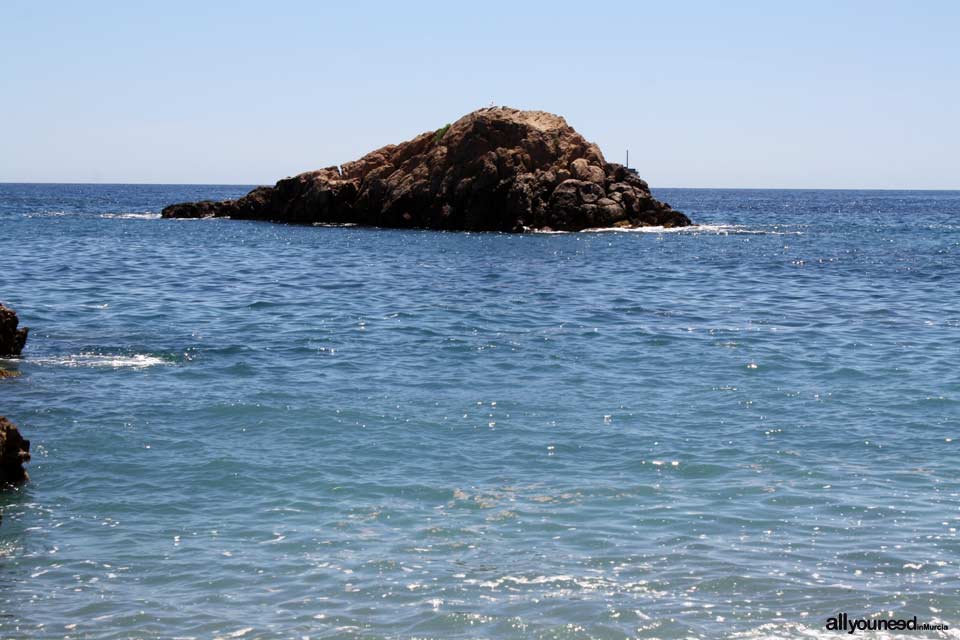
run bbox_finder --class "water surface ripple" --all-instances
[1,185,958,638]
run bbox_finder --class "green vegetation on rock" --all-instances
[433,124,451,144]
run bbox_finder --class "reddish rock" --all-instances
[162,107,692,232]
[0,304,28,357]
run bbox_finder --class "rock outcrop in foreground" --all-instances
[0,304,28,357]
[0,417,30,484]
[162,107,691,232]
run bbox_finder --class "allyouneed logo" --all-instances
[825,613,949,634]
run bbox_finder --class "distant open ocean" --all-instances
[1,183,958,639]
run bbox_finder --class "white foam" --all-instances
[100,213,161,220]
[580,224,803,235]
[25,210,73,218]
[32,353,169,369]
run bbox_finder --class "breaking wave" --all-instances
[100,212,161,220]
[578,224,803,235]
[30,353,171,368]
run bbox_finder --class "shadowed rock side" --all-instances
[0,304,28,358]
[0,417,30,485]
[162,107,692,232]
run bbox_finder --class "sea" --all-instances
[1,184,958,639]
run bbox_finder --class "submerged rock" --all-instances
[162,107,692,232]
[0,304,28,357]
[0,417,30,485]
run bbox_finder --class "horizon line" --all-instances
[2,181,959,192]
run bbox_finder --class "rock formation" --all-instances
[162,107,691,232]
[0,308,31,488]
[0,304,28,357]
[0,417,30,484]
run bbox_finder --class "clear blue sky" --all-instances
[2,1,958,188]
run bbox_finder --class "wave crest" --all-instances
[31,353,170,368]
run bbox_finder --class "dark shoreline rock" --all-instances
[0,304,28,358]
[0,417,30,485]
[162,107,692,232]
[0,307,32,491]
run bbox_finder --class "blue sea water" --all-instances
[0,183,958,639]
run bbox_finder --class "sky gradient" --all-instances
[3,1,958,188]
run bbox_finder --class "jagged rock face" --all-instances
[0,304,28,357]
[162,107,691,232]
[0,416,30,485]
